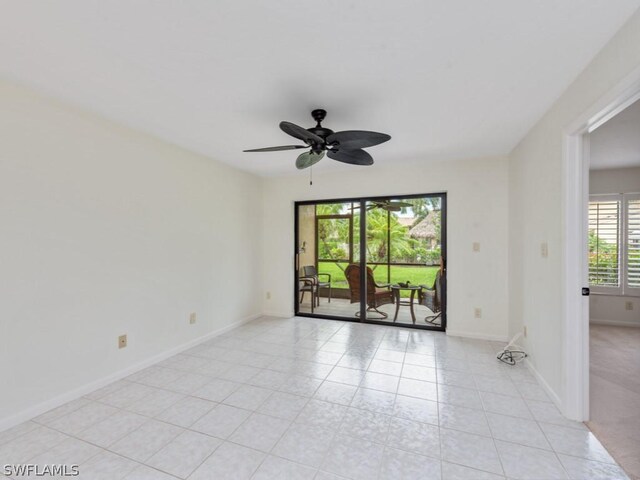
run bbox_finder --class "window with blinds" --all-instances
[627,197,640,289]
[589,194,640,294]
[588,198,620,288]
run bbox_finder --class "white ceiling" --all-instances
[590,99,640,170]
[1,1,639,176]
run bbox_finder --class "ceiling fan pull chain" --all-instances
[309,165,313,186]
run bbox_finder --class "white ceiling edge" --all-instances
[1,1,639,177]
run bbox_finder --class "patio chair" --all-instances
[298,277,317,312]
[344,264,393,319]
[300,265,332,306]
[418,269,442,324]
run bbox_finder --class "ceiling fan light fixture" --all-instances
[243,109,391,171]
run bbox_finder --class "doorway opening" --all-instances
[584,97,640,478]
[562,67,640,424]
[294,193,447,331]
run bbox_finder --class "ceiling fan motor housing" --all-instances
[308,109,334,148]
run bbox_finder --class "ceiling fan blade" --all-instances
[243,145,308,152]
[280,121,324,145]
[327,148,373,166]
[327,131,391,150]
[295,151,325,170]
[385,201,413,209]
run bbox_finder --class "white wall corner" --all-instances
[446,330,509,343]
[0,313,261,433]
[525,358,563,411]
[589,318,640,327]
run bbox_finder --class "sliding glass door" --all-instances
[295,193,446,331]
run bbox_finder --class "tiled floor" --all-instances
[0,316,628,479]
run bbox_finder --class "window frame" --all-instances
[589,192,640,296]
[624,193,640,296]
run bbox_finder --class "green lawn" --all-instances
[317,262,438,297]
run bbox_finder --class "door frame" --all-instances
[294,192,447,331]
[562,65,640,421]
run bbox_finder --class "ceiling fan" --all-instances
[351,199,413,212]
[243,109,391,170]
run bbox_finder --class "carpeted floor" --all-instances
[588,324,640,480]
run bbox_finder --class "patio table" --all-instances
[390,285,422,324]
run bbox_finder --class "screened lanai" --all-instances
[295,195,446,329]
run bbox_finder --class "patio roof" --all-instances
[409,211,438,239]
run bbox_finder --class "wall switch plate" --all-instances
[523,325,528,338]
[541,242,548,258]
[474,308,482,319]
[266,291,271,300]
[118,335,127,349]
[626,301,634,311]
[473,242,480,252]
[189,313,197,324]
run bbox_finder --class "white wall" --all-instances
[508,10,640,405]
[590,295,640,326]
[589,166,640,327]
[262,156,510,341]
[0,81,263,428]
[589,166,640,195]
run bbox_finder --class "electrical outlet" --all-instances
[189,312,197,324]
[473,242,480,252]
[118,334,127,349]
[626,301,634,311]
[266,291,271,300]
[541,242,548,258]
[474,308,482,319]
[523,325,528,338]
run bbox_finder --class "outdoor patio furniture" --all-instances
[391,284,422,324]
[419,269,442,324]
[299,277,317,312]
[344,264,393,319]
[300,265,332,306]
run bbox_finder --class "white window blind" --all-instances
[588,198,620,289]
[627,197,640,289]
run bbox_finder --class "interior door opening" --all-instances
[294,193,447,331]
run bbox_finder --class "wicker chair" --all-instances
[419,269,442,324]
[344,264,393,319]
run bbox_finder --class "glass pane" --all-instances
[363,197,444,327]
[317,261,349,290]
[391,197,442,266]
[317,218,350,262]
[296,202,357,319]
[364,201,387,321]
[628,198,640,288]
[588,200,620,287]
[352,203,361,263]
[296,196,444,330]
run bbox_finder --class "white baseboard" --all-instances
[262,311,294,318]
[590,318,640,327]
[0,313,261,433]
[446,330,508,342]
[524,358,562,410]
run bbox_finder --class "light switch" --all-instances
[473,242,480,252]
